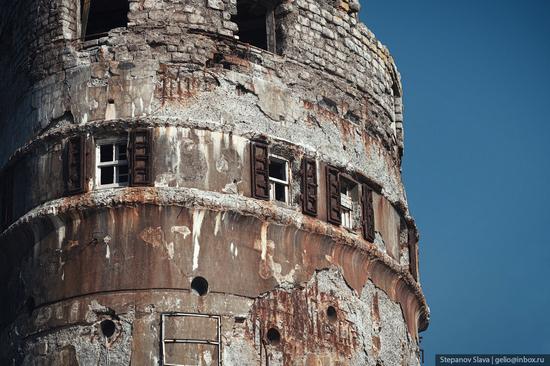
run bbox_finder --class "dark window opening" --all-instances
[232,0,277,52]
[82,0,129,41]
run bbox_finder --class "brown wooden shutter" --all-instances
[130,129,153,187]
[302,158,318,216]
[362,184,375,242]
[65,136,86,195]
[325,165,341,225]
[250,141,270,200]
[409,240,419,281]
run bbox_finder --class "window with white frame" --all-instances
[96,139,129,187]
[269,156,289,203]
[340,177,358,230]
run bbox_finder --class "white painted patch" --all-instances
[203,350,213,365]
[214,212,222,236]
[192,210,206,271]
[166,242,175,260]
[105,103,116,120]
[171,225,191,239]
[260,222,268,261]
[229,242,239,259]
[104,235,112,259]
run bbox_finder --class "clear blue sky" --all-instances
[360,1,550,364]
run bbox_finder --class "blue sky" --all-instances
[360,1,550,363]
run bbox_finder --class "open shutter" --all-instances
[302,158,318,216]
[265,7,277,53]
[362,184,375,242]
[325,165,341,225]
[250,141,269,200]
[65,136,86,195]
[409,239,419,281]
[81,0,91,39]
[130,129,153,187]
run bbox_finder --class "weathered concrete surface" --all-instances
[0,0,428,364]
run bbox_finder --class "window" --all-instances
[81,0,129,41]
[96,140,129,188]
[269,156,289,203]
[340,177,358,230]
[232,0,278,52]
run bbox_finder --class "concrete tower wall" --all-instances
[0,0,429,364]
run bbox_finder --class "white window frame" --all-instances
[95,138,129,188]
[269,155,289,204]
[340,177,358,230]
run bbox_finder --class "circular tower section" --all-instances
[0,0,429,365]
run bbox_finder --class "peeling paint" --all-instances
[192,210,206,271]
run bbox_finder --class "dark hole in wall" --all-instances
[100,319,116,337]
[326,306,337,322]
[191,276,209,296]
[233,0,272,50]
[83,0,129,40]
[266,327,281,345]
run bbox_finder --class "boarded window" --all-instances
[325,165,341,225]
[362,184,375,242]
[65,136,86,195]
[302,158,317,216]
[232,0,278,53]
[81,0,129,40]
[129,129,153,187]
[250,141,269,200]
[161,313,221,366]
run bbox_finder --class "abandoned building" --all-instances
[0,0,429,364]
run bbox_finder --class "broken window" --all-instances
[95,139,129,188]
[340,177,359,230]
[232,0,278,52]
[269,156,289,203]
[161,313,221,366]
[81,0,129,41]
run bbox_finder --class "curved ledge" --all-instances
[0,186,429,334]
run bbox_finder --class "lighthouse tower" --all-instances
[0,0,429,364]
